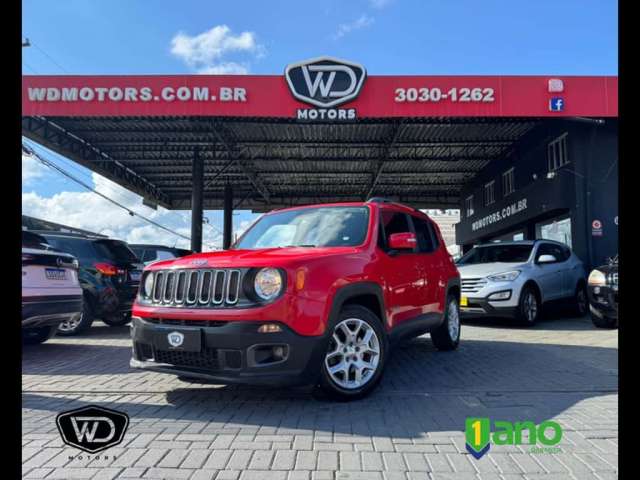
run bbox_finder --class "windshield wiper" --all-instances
[284,244,316,248]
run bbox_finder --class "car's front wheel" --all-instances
[517,284,540,326]
[431,293,461,351]
[318,305,388,401]
[572,283,589,317]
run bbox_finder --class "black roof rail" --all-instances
[366,197,396,204]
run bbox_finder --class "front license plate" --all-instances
[129,271,141,282]
[45,268,66,280]
[154,328,202,352]
[460,296,468,307]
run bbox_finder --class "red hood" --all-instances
[145,246,363,270]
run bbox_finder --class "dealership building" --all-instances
[21,58,617,269]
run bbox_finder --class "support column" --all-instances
[190,148,204,253]
[223,183,233,249]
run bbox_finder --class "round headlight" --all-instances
[254,268,283,301]
[588,269,607,287]
[143,273,154,297]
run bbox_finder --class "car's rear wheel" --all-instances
[431,293,461,351]
[319,305,388,401]
[23,325,56,345]
[517,284,540,326]
[102,312,132,327]
[57,297,95,336]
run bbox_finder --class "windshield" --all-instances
[457,244,533,265]
[235,206,370,249]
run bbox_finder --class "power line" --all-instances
[23,139,224,243]
[21,143,220,247]
[30,41,69,74]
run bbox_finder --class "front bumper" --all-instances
[22,294,83,328]
[129,316,329,386]
[460,296,518,319]
[588,286,618,319]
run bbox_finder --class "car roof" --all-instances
[475,239,569,248]
[265,200,421,216]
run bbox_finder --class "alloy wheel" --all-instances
[324,318,381,390]
[447,299,460,340]
[524,292,538,322]
[58,313,82,333]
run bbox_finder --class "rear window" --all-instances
[43,236,98,262]
[94,240,139,262]
[22,231,51,249]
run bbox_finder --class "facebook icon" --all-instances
[549,97,565,112]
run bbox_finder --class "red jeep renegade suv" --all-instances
[130,199,461,400]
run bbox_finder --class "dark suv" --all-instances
[129,244,193,266]
[131,200,461,400]
[37,232,144,335]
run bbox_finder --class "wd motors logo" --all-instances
[56,405,129,453]
[285,56,366,120]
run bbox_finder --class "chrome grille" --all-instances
[144,269,243,307]
[461,277,488,294]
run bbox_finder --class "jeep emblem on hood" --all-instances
[285,56,367,108]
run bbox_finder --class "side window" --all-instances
[378,210,411,250]
[411,216,438,253]
[156,250,177,261]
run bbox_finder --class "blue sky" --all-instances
[21,0,617,248]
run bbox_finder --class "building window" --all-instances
[484,181,495,206]
[465,195,474,218]
[502,167,515,197]
[547,133,569,172]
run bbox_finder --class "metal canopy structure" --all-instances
[22,115,539,212]
[22,71,617,251]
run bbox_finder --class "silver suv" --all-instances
[456,240,587,325]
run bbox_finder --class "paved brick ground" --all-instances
[22,313,618,479]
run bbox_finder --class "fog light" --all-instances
[258,323,282,333]
[488,290,511,301]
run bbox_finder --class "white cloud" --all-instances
[333,14,374,40]
[170,25,265,74]
[22,153,47,185]
[21,171,220,250]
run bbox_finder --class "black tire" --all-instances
[102,312,132,327]
[516,284,540,326]
[23,326,57,345]
[590,309,618,329]
[572,283,589,317]
[318,304,388,401]
[57,296,95,336]
[431,294,461,351]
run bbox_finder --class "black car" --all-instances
[588,255,618,328]
[129,244,193,265]
[36,232,144,335]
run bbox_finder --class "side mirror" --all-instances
[388,232,417,250]
[537,254,557,264]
